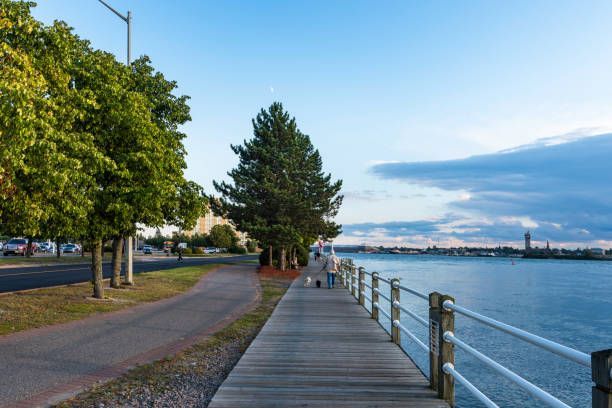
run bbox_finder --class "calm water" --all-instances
[339,253,612,408]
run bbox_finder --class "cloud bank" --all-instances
[345,133,612,247]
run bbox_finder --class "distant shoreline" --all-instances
[334,251,612,261]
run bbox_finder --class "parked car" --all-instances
[38,242,55,253]
[3,238,28,256]
[143,245,153,255]
[204,247,218,254]
[0,242,3,251]
[61,243,80,254]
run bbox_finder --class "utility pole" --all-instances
[97,0,134,284]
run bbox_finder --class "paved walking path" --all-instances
[210,262,447,408]
[0,263,260,407]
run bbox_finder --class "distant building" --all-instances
[189,211,228,236]
[186,207,247,245]
[524,231,531,251]
[590,248,605,256]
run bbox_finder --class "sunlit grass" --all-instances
[0,265,218,336]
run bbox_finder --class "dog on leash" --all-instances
[304,276,312,287]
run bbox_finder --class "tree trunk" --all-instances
[280,247,286,271]
[26,237,33,258]
[268,244,273,267]
[110,237,124,288]
[91,239,104,299]
[56,239,61,258]
[81,241,85,257]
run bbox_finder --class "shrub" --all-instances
[259,247,279,267]
[246,239,258,253]
[296,245,309,266]
[182,247,193,255]
[229,245,247,254]
[194,247,204,255]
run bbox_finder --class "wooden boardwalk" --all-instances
[209,264,447,408]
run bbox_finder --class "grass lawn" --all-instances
[0,264,218,336]
[55,273,293,408]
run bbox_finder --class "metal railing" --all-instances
[338,258,611,408]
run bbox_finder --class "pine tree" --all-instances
[214,103,343,270]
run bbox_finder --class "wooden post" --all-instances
[429,291,455,405]
[351,266,357,298]
[358,267,365,306]
[391,278,400,345]
[592,349,612,408]
[371,272,379,320]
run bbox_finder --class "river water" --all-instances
[339,253,612,408]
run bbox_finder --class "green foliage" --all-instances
[0,3,206,297]
[246,239,258,253]
[208,224,238,249]
[296,245,310,266]
[229,245,247,254]
[259,247,279,267]
[193,247,204,255]
[214,103,343,269]
[182,247,193,255]
[0,1,99,241]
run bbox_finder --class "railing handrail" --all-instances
[397,283,429,300]
[337,257,610,408]
[442,363,499,408]
[444,331,572,408]
[442,300,591,367]
[393,300,428,327]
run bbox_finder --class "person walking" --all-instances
[322,249,340,289]
[177,247,183,262]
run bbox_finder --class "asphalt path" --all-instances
[0,255,257,293]
[0,263,259,407]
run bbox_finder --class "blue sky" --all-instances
[32,1,612,248]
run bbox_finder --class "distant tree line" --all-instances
[213,103,343,270]
[0,2,206,298]
[145,224,257,254]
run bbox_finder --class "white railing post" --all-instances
[429,291,455,405]
[391,278,400,345]
[372,272,379,321]
[592,349,612,408]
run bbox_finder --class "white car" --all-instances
[38,242,56,253]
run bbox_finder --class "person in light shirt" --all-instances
[322,249,340,289]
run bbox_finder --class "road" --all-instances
[0,255,257,293]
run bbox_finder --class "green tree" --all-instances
[208,224,238,249]
[0,2,100,257]
[214,103,342,270]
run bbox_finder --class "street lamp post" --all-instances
[97,0,131,65]
[97,0,134,285]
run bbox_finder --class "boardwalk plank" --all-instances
[209,263,448,408]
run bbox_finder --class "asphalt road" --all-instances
[0,255,257,293]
